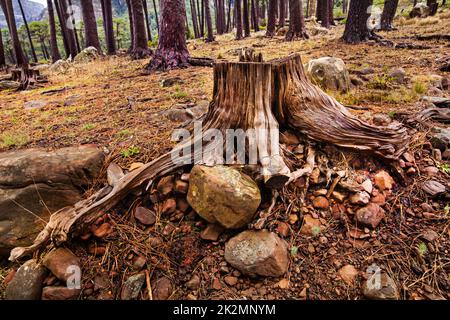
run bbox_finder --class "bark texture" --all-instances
[243,0,251,37]
[18,0,37,62]
[204,0,215,42]
[47,0,61,62]
[235,0,243,39]
[146,0,190,71]
[101,0,116,54]
[0,18,6,67]
[130,0,151,58]
[9,53,410,262]
[266,0,277,37]
[342,0,373,44]
[380,0,399,31]
[286,0,308,40]
[80,0,102,52]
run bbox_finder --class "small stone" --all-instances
[24,100,48,110]
[107,163,124,187]
[200,223,224,241]
[307,244,315,253]
[161,198,176,215]
[132,256,147,270]
[186,275,200,290]
[42,248,80,282]
[338,265,358,285]
[277,278,290,289]
[332,191,346,202]
[275,221,290,237]
[224,276,238,286]
[129,162,144,171]
[442,149,450,159]
[361,179,373,194]
[121,273,145,300]
[371,192,386,205]
[300,215,323,236]
[289,214,298,225]
[388,67,406,84]
[5,260,47,300]
[432,149,442,161]
[174,180,189,194]
[42,286,80,300]
[180,173,190,181]
[313,189,328,196]
[134,206,156,226]
[152,277,173,300]
[63,94,81,107]
[92,222,113,238]
[422,180,446,197]
[157,176,174,196]
[313,196,329,210]
[355,203,385,228]
[423,166,439,177]
[407,167,416,175]
[421,229,438,242]
[420,203,434,212]
[363,273,399,300]
[374,170,394,190]
[349,191,370,205]
[224,230,289,277]
[212,278,222,290]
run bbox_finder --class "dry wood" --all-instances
[9,53,410,261]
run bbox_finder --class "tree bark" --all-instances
[426,0,438,15]
[59,0,79,58]
[380,0,398,31]
[152,0,159,33]
[146,0,190,71]
[130,0,151,58]
[18,0,37,63]
[190,0,200,38]
[204,0,215,41]
[125,0,134,51]
[319,0,330,28]
[309,0,316,17]
[328,0,335,26]
[235,0,243,39]
[286,0,308,40]
[101,0,116,54]
[67,0,81,53]
[242,0,251,37]
[0,26,5,67]
[9,52,410,262]
[80,0,102,52]
[266,0,277,37]
[47,0,61,62]
[342,0,373,44]
[251,0,259,31]
[53,0,70,57]
[142,0,153,41]
[279,0,285,27]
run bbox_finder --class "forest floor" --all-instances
[1,9,450,300]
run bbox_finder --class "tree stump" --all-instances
[9,53,410,261]
[11,67,40,89]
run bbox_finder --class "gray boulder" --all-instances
[49,59,70,73]
[409,3,431,18]
[5,259,47,300]
[0,145,104,255]
[74,47,99,63]
[304,57,351,92]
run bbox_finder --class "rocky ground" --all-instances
[1,8,450,300]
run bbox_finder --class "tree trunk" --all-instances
[309,0,316,17]
[47,0,61,62]
[286,0,308,40]
[216,0,225,34]
[125,0,134,51]
[67,0,81,53]
[342,0,348,14]
[53,0,70,57]
[242,0,251,37]
[342,0,373,44]
[9,52,410,262]
[328,0,335,26]
[146,0,190,71]
[380,0,398,31]
[199,0,205,36]
[319,0,330,28]
[59,0,79,58]
[190,0,200,38]
[80,0,102,52]
[251,0,259,31]
[426,0,438,15]
[279,0,285,27]
[266,0,277,37]
[235,0,243,39]
[204,0,215,42]
[101,0,116,54]
[130,0,151,58]
[152,0,159,33]
[142,0,153,41]
[0,23,6,67]
[18,0,37,63]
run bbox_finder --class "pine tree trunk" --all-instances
[80,0,102,52]
[235,0,243,39]
[328,0,335,26]
[142,0,153,41]
[59,0,79,58]
[101,0,116,54]
[320,0,330,28]
[53,0,70,57]
[286,0,308,40]
[125,0,134,51]
[266,0,277,37]
[342,0,372,44]
[242,0,251,37]
[427,0,438,16]
[226,0,232,32]
[47,0,61,62]
[204,0,215,41]
[18,0,37,63]
[380,0,398,31]
[200,0,205,36]
[130,0,151,58]
[0,22,6,67]
[251,0,259,31]
[9,52,411,262]
[190,0,200,38]
[309,0,316,17]
[279,0,285,27]
[67,0,81,53]
[147,0,190,71]
[152,0,159,33]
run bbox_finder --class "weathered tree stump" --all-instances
[11,67,40,89]
[9,53,410,261]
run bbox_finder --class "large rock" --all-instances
[121,273,146,300]
[49,59,70,73]
[74,46,99,63]
[430,127,450,151]
[42,286,80,300]
[5,259,47,300]
[224,230,289,277]
[304,57,351,92]
[363,273,399,300]
[187,165,261,229]
[0,146,104,255]
[409,3,431,18]
[42,248,80,282]
[0,80,20,90]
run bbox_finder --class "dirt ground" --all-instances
[1,8,450,300]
